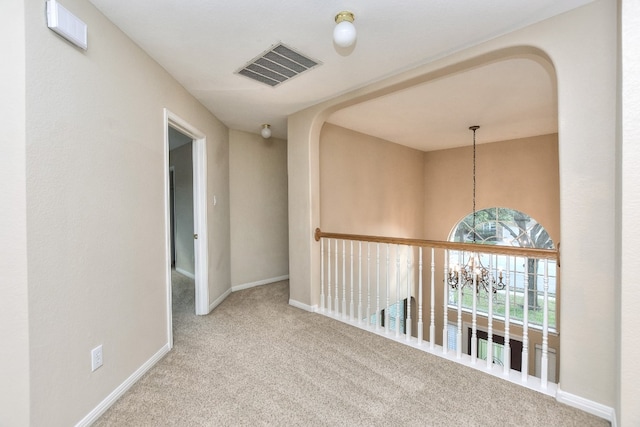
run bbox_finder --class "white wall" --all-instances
[21,0,230,424]
[169,143,195,276]
[289,0,619,419]
[0,0,30,425]
[230,130,289,288]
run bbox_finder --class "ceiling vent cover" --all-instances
[235,43,321,87]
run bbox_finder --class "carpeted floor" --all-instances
[94,272,609,426]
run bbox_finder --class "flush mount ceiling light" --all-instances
[333,11,356,48]
[261,124,272,139]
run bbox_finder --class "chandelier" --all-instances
[447,126,505,294]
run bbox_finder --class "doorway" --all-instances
[164,109,210,348]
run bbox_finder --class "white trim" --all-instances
[162,112,174,348]
[164,109,210,318]
[192,136,209,315]
[556,386,617,426]
[232,275,289,292]
[168,166,176,267]
[209,288,232,312]
[289,299,318,312]
[74,344,170,427]
[175,267,195,280]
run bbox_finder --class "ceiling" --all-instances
[88,1,594,151]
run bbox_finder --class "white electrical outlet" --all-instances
[91,345,103,372]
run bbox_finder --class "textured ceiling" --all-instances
[88,0,593,149]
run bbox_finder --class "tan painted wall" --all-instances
[230,130,289,287]
[0,0,30,425]
[289,0,619,415]
[320,123,425,237]
[423,134,559,242]
[169,143,195,276]
[23,0,230,424]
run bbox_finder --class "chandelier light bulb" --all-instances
[261,124,271,139]
[333,11,356,48]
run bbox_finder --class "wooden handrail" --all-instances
[314,228,558,261]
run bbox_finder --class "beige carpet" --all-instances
[94,272,609,426]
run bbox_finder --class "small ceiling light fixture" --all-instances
[333,11,356,48]
[261,124,272,139]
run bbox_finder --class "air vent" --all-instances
[235,43,321,87]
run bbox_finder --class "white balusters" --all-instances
[456,267,462,360]
[358,241,362,324]
[443,251,449,355]
[395,245,401,337]
[367,243,371,327]
[349,241,354,321]
[504,257,511,375]
[406,245,412,341]
[521,259,529,382]
[376,243,381,331]
[316,234,558,393]
[334,239,339,317]
[541,259,549,389]
[487,255,494,371]
[429,248,435,350]
[471,254,478,364]
[342,240,347,318]
[320,238,325,312]
[417,247,423,345]
[385,244,390,334]
[327,239,332,314]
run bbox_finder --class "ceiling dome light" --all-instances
[261,124,271,139]
[333,11,356,48]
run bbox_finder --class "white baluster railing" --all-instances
[395,245,401,337]
[471,257,478,364]
[429,248,435,350]
[376,243,380,331]
[358,241,362,324]
[405,245,412,341]
[320,238,325,313]
[443,250,449,355]
[487,255,494,371]
[504,259,511,375]
[541,259,549,389]
[314,228,558,397]
[417,247,424,345]
[385,244,390,334]
[521,260,529,383]
[334,239,338,316]
[327,238,332,314]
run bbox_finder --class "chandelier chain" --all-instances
[470,125,479,244]
[445,125,506,295]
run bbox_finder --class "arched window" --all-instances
[448,207,557,330]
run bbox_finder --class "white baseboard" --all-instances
[208,288,232,313]
[556,385,617,426]
[288,298,317,312]
[75,343,171,427]
[175,267,195,280]
[231,275,289,292]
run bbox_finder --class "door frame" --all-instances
[163,109,210,347]
[169,166,176,267]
